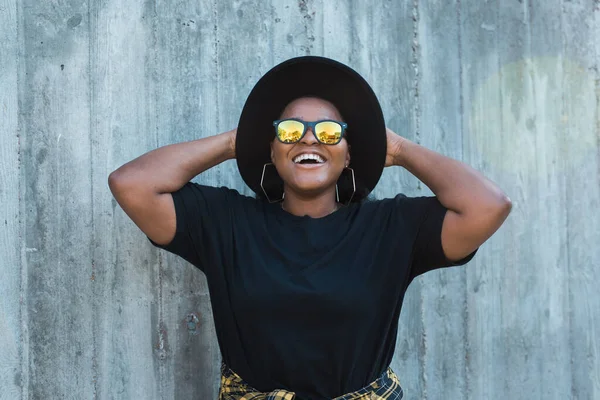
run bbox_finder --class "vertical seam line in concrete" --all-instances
[496,4,507,395]
[412,2,426,395]
[457,0,465,159]
[212,0,221,186]
[411,0,421,143]
[456,1,469,398]
[268,5,274,63]
[16,0,29,396]
[348,0,357,65]
[213,0,220,132]
[525,1,546,388]
[594,7,600,397]
[594,3,600,192]
[299,0,314,55]
[524,0,555,393]
[525,1,541,200]
[148,2,166,398]
[411,0,422,193]
[307,0,314,55]
[495,0,504,158]
[87,2,98,398]
[368,3,373,78]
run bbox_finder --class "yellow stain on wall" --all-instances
[467,56,597,175]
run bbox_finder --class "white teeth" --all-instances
[293,153,325,164]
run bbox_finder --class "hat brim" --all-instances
[236,56,386,201]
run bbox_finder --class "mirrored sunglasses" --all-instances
[273,118,348,145]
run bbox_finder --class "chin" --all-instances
[289,178,334,195]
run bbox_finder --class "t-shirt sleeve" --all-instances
[400,195,478,281]
[147,182,234,273]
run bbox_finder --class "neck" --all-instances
[281,187,340,218]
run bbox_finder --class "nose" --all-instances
[300,126,319,145]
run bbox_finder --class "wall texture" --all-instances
[1,1,599,399]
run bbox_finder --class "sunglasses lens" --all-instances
[315,121,343,144]
[277,120,304,143]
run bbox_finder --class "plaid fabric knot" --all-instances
[219,361,403,400]
[219,362,296,399]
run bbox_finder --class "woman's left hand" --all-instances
[385,127,406,167]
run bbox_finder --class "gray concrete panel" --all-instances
[19,0,95,398]
[89,1,161,398]
[0,0,23,398]
[417,1,468,398]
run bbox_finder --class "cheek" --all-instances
[271,143,291,176]
[271,142,284,162]
[331,145,349,166]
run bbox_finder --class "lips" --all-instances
[292,152,326,164]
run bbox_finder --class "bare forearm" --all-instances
[109,130,235,194]
[393,138,510,214]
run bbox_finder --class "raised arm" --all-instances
[385,128,512,261]
[108,129,236,245]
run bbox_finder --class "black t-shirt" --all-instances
[148,182,477,400]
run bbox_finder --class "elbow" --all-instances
[501,195,512,214]
[108,169,142,209]
[486,194,512,224]
[108,168,134,196]
[498,193,512,214]
[108,167,156,205]
[108,169,123,193]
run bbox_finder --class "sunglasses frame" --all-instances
[273,118,348,145]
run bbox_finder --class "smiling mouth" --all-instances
[293,153,326,164]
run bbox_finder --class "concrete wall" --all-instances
[1,1,599,399]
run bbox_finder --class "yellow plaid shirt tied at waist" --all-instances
[219,361,403,400]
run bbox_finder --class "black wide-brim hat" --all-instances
[236,56,386,201]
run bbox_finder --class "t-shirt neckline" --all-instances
[269,201,351,222]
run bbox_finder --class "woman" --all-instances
[109,56,511,400]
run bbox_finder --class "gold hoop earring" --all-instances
[337,167,356,205]
[260,163,285,203]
